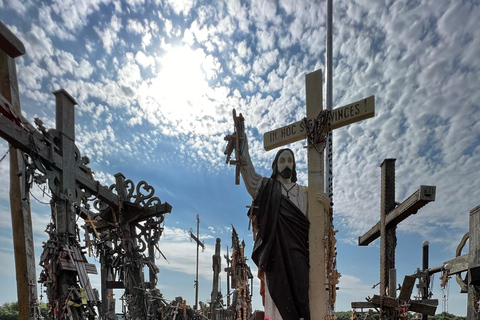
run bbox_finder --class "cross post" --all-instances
[0,20,38,320]
[305,70,329,318]
[262,69,375,319]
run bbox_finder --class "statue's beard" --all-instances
[279,167,293,179]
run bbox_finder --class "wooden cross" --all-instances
[0,48,172,318]
[211,238,222,320]
[0,20,38,320]
[358,159,436,298]
[437,205,480,320]
[263,69,375,319]
[224,109,246,185]
[85,215,100,240]
[352,274,439,316]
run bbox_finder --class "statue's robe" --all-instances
[251,178,310,320]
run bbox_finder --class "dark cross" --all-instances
[0,85,105,317]
[0,20,38,320]
[96,172,171,319]
[211,238,222,320]
[224,108,245,185]
[189,214,205,310]
[0,66,172,318]
[358,159,436,297]
[224,245,232,308]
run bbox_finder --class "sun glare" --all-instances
[151,45,211,120]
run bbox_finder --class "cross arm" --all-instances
[443,254,469,275]
[0,110,120,208]
[0,20,26,58]
[0,94,38,132]
[120,201,172,223]
[189,231,206,250]
[359,185,436,246]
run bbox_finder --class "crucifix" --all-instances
[266,69,374,319]
[225,69,375,319]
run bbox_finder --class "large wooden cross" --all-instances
[0,20,38,320]
[263,69,375,319]
[358,159,436,297]
[0,48,172,320]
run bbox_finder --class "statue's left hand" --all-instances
[317,192,331,212]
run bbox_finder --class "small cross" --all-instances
[84,216,100,240]
[246,200,259,240]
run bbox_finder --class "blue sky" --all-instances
[0,0,479,316]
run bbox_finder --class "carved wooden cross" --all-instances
[358,159,436,299]
[0,38,172,318]
[263,69,375,319]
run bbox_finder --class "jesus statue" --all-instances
[239,130,330,320]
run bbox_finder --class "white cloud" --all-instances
[164,0,195,16]
[94,14,122,54]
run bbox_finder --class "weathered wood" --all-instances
[106,281,125,289]
[356,160,437,316]
[444,254,469,274]
[370,295,397,308]
[409,300,438,316]
[0,113,121,208]
[398,275,416,302]
[0,35,37,320]
[0,20,26,58]
[380,159,396,297]
[351,302,377,309]
[467,205,480,320]
[306,69,327,319]
[58,258,98,274]
[54,90,77,235]
[389,269,397,298]
[359,185,437,246]
[263,95,375,151]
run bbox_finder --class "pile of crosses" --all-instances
[351,160,480,320]
[0,21,172,319]
[224,226,254,320]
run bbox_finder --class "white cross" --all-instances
[263,69,375,319]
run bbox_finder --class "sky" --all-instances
[0,0,479,317]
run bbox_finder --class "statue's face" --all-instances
[277,150,294,174]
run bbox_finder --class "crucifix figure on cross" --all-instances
[225,69,375,320]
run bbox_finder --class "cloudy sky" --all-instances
[0,0,479,316]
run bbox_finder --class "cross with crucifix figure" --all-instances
[226,69,375,320]
[267,69,374,319]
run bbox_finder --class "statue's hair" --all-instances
[270,148,297,183]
